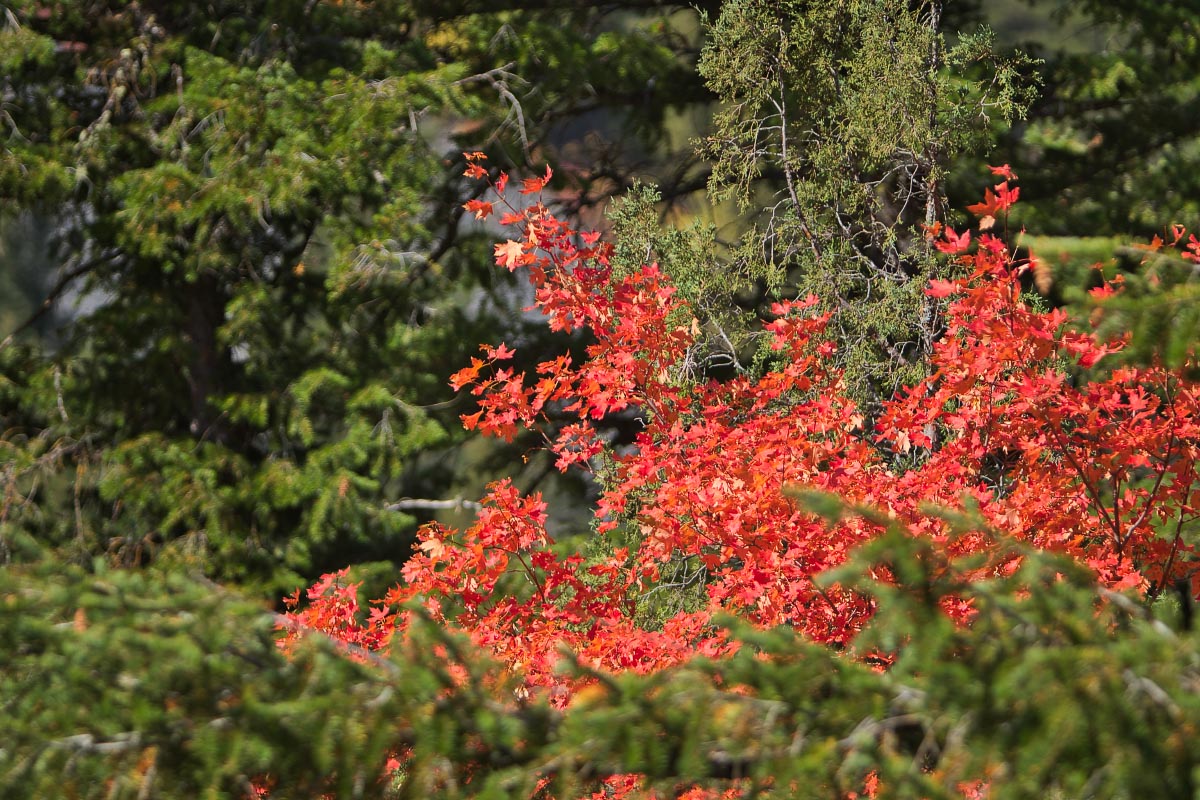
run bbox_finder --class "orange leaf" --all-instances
[462,199,493,220]
[494,239,528,270]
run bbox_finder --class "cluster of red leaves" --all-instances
[881,243,1198,595]
[278,570,392,654]
[276,156,1199,797]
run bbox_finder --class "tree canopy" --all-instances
[0,0,709,593]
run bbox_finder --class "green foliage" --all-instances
[0,0,464,593]
[804,508,1200,799]
[0,0,707,593]
[6,504,1199,798]
[0,214,56,338]
[0,558,559,799]
[1090,275,1200,372]
[994,0,1200,237]
[1,562,390,798]
[695,0,1034,403]
[607,184,755,379]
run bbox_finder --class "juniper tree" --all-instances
[687,0,1032,405]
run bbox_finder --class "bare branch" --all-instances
[386,497,482,512]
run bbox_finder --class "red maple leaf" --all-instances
[988,163,1017,180]
[462,199,493,220]
[927,279,960,298]
[520,165,553,195]
[966,188,1001,218]
[935,226,970,254]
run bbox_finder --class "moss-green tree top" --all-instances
[693,0,1032,404]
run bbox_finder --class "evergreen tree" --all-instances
[994,0,1200,237]
[0,0,707,593]
[691,0,1032,404]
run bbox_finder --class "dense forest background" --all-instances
[1,0,1198,797]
